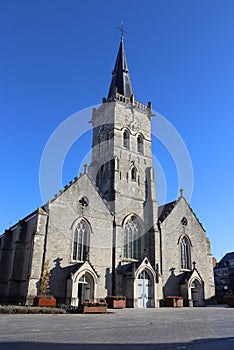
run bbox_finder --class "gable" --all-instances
[158,197,206,232]
[49,172,111,218]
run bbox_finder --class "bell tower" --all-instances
[88,37,159,278]
[88,38,157,208]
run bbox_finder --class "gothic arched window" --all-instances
[96,164,105,188]
[123,130,130,149]
[104,131,110,149]
[123,216,141,260]
[131,166,137,181]
[73,220,90,261]
[137,134,144,154]
[180,235,191,270]
[96,137,101,155]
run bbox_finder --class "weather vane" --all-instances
[117,21,127,40]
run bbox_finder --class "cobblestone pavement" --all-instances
[0,306,233,349]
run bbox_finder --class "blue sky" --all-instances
[0,0,234,261]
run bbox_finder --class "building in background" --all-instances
[214,252,234,301]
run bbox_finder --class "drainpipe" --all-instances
[157,221,163,276]
[111,213,116,296]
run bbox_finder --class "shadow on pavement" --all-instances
[0,337,234,350]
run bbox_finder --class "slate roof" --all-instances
[158,201,177,223]
[217,252,234,266]
[117,257,155,275]
[179,267,204,285]
[179,271,193,285]
[107,38,133,100]
[71,260,100,278]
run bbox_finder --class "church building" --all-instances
[0,37,215,307]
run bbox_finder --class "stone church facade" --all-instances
[0,38,215,307]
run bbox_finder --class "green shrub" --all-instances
[0,305,66,314]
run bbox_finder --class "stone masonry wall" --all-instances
[42,173,113,302]
[160,197,215,301]
[0,213,38,304]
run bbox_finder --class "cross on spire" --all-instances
[117,21,127,40]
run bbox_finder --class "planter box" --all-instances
[82,306,107,314]
[33,295,56,307]
[165,297,183,307]
[227,296,234,307]
[106,298,126,309]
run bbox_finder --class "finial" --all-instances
[117,21,127,40]
[193,261,196,270]
[179,188,183,198]
[144,248,148,257]
[83,164,87,173]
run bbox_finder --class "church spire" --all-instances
[107,37,133,100]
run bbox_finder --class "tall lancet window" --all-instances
[123,216,141,260]
[180,235,191,270]
[104,131,110,149]
[131,166,137,181]
[137,134,144,154]
[96,137,101,156]
[123,130,130,149]
[73,220,90,261]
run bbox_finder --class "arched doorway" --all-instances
[191,279,202,307]
[137,270,152,308]
[67,261,98,307]
[77,273,94,307]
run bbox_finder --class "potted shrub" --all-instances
[81,300,107,314]
[165,296,183,307]
[106,296,126,309]
[33,260,56,307]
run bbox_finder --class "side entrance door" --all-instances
[191,280,201,307]
[137,270,152,308]
[78,273,93,307]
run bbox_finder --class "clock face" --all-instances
[125,110,141,131]
[125,113,132,127]
[130,119,141,131]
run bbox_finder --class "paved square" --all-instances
[0,306,233,349]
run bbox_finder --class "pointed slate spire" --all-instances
[107,38,133,100]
